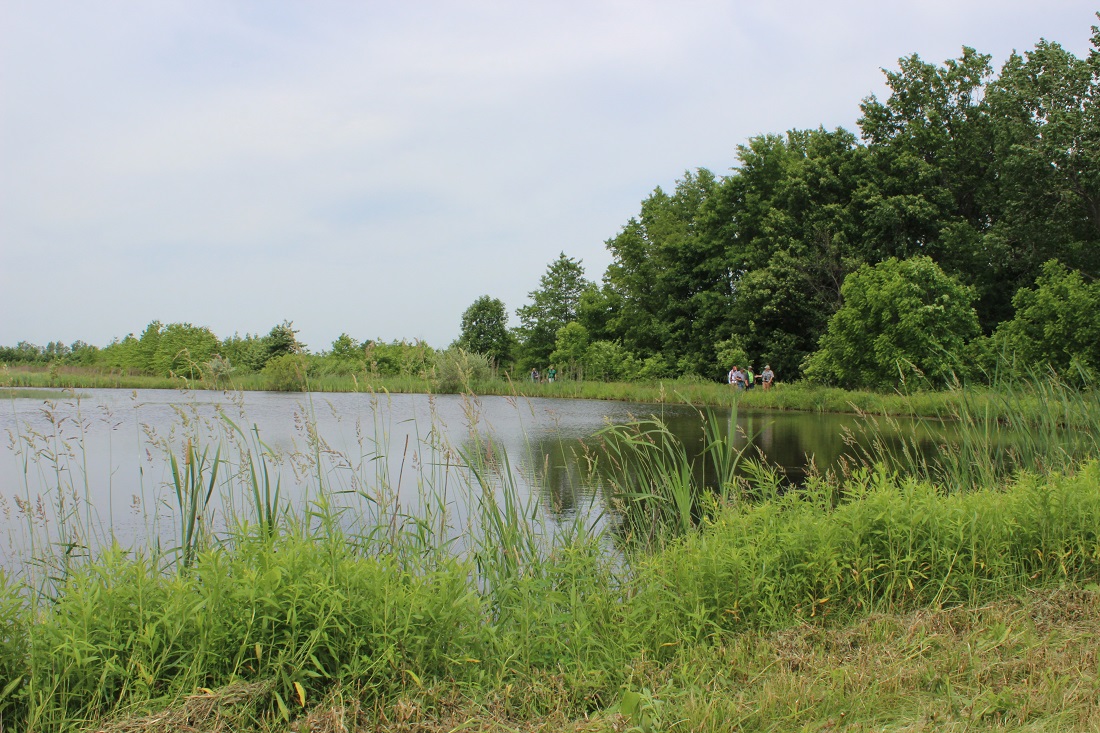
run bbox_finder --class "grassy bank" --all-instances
[2,453,1098,731]
[39,587,1100,732]
[6,362,1097,426]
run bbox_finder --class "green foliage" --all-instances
[434,347,492,393]
[264,320,303,363]
[549,322,590,379]
[455,295,514,366]
[316,333,366,376]
[262,353,309,391]
[803,256,979,388]
[583,340,637,382]
[714,337,749,376]
[152,323,220,378]
[604,169,723,377]
[136,320,163,373]
[984,34,1100,312]
[636,353,675,381]
[992,260,1100,374]
[220,332,269,373]
[515,253,591,368]
[364,339,435,378]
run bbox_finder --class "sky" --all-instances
[1,1,1096,353]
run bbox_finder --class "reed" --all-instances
[844,367,1100,490]
[589,408,759,548]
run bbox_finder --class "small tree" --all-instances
[803,256,979,388]
[715,337,750,379]
[136,321,163,373]
[584,340,637,382]
[152,323,220,378]
[263,353,309,391]
[264,321,304,365]
[455,296,513,366]
[550,322,590,379]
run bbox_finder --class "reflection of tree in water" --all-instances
[456,407,949,548]
[521,432,598,519]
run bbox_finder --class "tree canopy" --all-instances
[455,296,513,366]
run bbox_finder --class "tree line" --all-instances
[5,24,1099,391]
[460,25,1100,387]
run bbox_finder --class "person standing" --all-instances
[530,367,539,383]
[745,365,755,390]
[761,364,775,390]
[547,365,557,383]
[729,365,745,390]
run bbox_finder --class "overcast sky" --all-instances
[1,2,1095,352]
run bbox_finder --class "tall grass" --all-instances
[845,367,1100,490]
[589,408,759,548]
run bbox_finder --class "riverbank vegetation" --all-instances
[2,378,1099,731]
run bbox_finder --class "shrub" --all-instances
[262,353,308,391]
[435,347,492,393]
[993,260,1100,374]
[584,340,638,381]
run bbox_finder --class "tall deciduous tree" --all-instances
[708,128,867,378]
[982,33,1100,324]
[604,169,723,375]
[515,253,590,368]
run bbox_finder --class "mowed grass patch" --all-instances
[89,587,1100,732]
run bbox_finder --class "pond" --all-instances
[0,388,946,568]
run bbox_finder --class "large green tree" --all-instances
[515,254,590,368]
[708,128,868,378]
[992,260,1100,374]
[803,256,980,388]
[603,169,724,375]
[981,32,1100,323]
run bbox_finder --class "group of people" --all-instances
[529,365,557,383]
[728,363,774,390]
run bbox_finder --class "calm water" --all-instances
[1,388,944,566]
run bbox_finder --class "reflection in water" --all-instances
[2,389,954,567]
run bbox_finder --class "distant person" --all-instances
[547,365,557,383]
[729,365,746,390]
[745,365,755,390]
[761,364,775,390]
[530,368,539,383]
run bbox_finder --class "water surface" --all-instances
[1,388,944,566]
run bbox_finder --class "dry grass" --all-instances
[668,586,1100,731]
